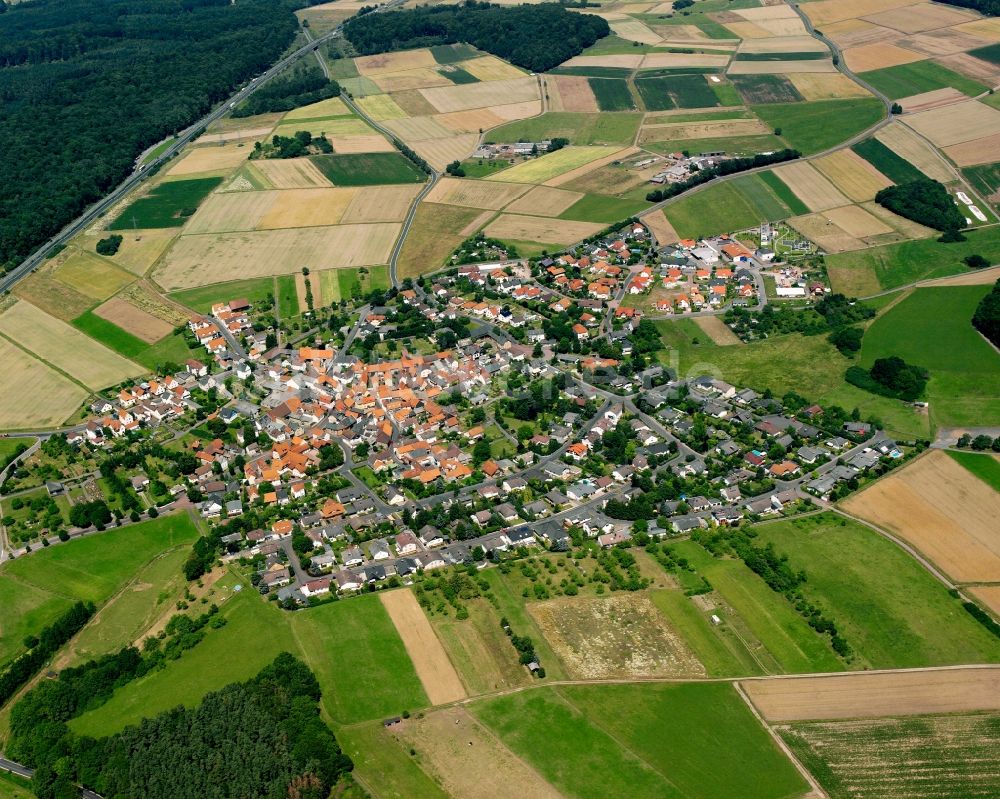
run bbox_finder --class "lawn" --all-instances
[852,138,925,183]
[69,583,297,737]
[135,330,203,372]
[72,311,149,359]
[755,513,1000,668]
[276,274,298,319]
[311,152,427,186]
[290,594,428,723]
[657,318,931,439]
[670,540,845,674]
[946,450,1000,493]
[168,276,276,313]
[753,99,884,155]
[338,722,448,799]
[486,112,642,146]
[825,225,1000,294]
[665,174,794,239]
[560,193,650,223]
[860,61,988,100]
[473,683,809,799]
[0,577,71,670]
[108,177,223,230]
[587,77,636,111]
[860,286,1000,428]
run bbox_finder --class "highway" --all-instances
[0,0,404,297]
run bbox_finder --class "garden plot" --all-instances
[874,121,953,181]
[0,338,88,429]
[0,300,144,390]
[788,72,873,99]
[93,298,173,344]
[527,594,705,679]
[339,184,423,223]
[483,214,601,246]
[842,450,1000,583]
[249,158,331,189]
[504,186,584,217]
[155,224,401,289]
[906,99,1000,147]
[419,77,540,113]
[813,150,894,202]
[773,161,851,211]
[745,667,1000,722]
[843,43,927,72]
[167,143,251,176]
[425,178,529,210]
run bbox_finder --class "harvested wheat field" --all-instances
[397,203,484,279]
[0,300,144,389]
[925,264,1000,286]
[938,51,1000,83]
[486,146,616,185]
[54,249,134,301]
[460,55,526,81]
[328,134,395,154]
[898,86,968,113]
[93,297,173,343]
[355,94,408,121]
[739,35,828,54]
[814,150,894,202]
[743,667,1000,721]
[435,108,505,134]
[736,17,808,37]
[561,54,644,69]
[641,52,731,69]
[282,96,350,120]
[156,224,401,289]
[0,338,88,429]
[904,99,1000,146]
[903,27,993,57]
[168,143,251,176]
[822,204,894,237]
[789,213,864,252]
[546,146,641,187]
[339,184,422,223]
[842,450,1000,583]
[420,77,539,114]
[873,122,952,182]
[425,178,529,210]
[503,186,584,217]
[610,16,662,46]
[393,708,561,799]
[729,59,836,74]
[184,190,282,234]
[774,161,851,211]
[258,188,358,230]
[825,19,898,49]
[381,589,466,706]
[529,594,704,679]
[943,131,1000,167]
[957,17,1000,41]
[460,210,495,238]
[488,99,543,121]
[551,75,599,112]
[969,586,1000,618]
[788,72,873,100]
[484,214,601,246]
[860,200,936,239]
[197,123,278,145]
[411,134,480,171]
[723,21,774,39]
[641,208,679,245]
[249,158,331,189]
[871,2,977,32]
[89,229,178,276]
[640,118,770,144]
[383,115,455,142]
[844,42,926,72]
[117,283,188,325]
[803,0,916,27]
[695,315,743,345]
[356,48,436,75]
[12,269,93,322]
[372,68,452,94]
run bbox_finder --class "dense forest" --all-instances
[874,179,966,233]
[10,651,351,799]
[233,61,340,117]
[973,278,1000,347]
[344,1,610,72]
[0,0,305,272]
[939,0,1000,16]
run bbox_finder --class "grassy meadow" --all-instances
[108,177,222,230]
[752,99,884,155]
[946,450,1000,493]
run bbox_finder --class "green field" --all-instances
[134,330,203,372]
[549,66,633,79]
[0,770,33,799]
[963,162,1000,210]
[826,225,1000,295]
[755,514,1000,668]
[72,310,150,359]
[322,264,390,302]
[735,52,828,62]
[0,514,199,670]
[291,595,428,723]
[168,276,276,313]
[430,43,480,65]
[782,713,1000,799]
[967,42,1000,66]
[338,722,449,799]
[852,138,926,184]
[731,74,803,104]
[108,177,223,230]
[860,286,1000,427]
[473,683,809,799]
[753,99,884,155]
[0,437,33,463]
[759,170,810,215]
[560,193,650,223]
[859,60,988,101]
[635,74,720,111]
[276,273,298,319]
[486,111,642,146]
[711,79,743,106]
[946,450,1000,492]
[657,317,930,439]
[587,77,636,111]
[644,134,789,156]
[311,152,427,185]
[665,173,796,238]
[439,66,479,84]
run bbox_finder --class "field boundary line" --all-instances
[733,681,828,799]
[0,330,94,397]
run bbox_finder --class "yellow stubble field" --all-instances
[0,338,88,429]
[425,178,530,210]
[813,150,894,202]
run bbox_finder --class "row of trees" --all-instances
[645,149,801,204]
[973,277,1000,348]
[0,0,301,271]
[344,1,610,73]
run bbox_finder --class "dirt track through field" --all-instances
[380,589,467,706]
[742,666,1000,721]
